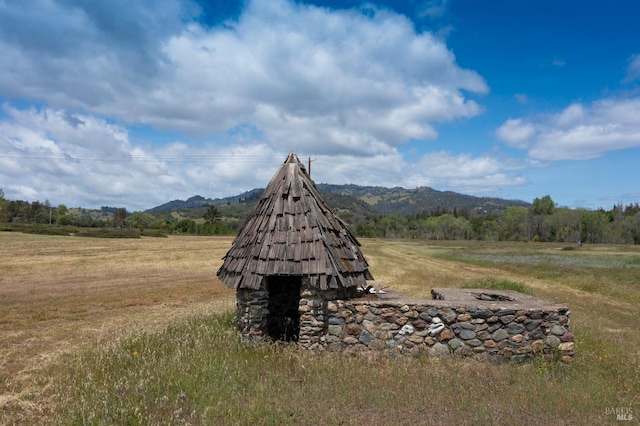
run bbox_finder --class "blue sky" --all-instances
[1,0,639,211]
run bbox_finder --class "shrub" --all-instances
[74,229,141,238]
[0,223,71,235]
[141,229,168,238]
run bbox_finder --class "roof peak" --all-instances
[284,151,307,175]
[285,151,299,163]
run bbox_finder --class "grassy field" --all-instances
[0,234,638,424]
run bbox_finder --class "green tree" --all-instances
[176,219,197,234]
[152,219,173,231]
[378,213,407,238]
[353,218,380,238]
[432,214,472,240]
[580,210,608,243]
[501,206,528,240]
[29,201,49,223]
[530,195,555,215]
[630,212,640,244]
[112,208,128,229]
[130,212,156,229]
[549,207,581,242]
[203,205,221,225]
[56,204,69,225]
[471,215,499,240]
[0,188,7,223]
[529,195,555,241]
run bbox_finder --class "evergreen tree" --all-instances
[203,205,221,225]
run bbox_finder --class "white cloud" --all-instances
[553,103,585,128]
[623,54,640,83]
[0,1,506,209]
[307,150,527,196]
[0,0,193,104]
[0,106,192,209]
[419,0,450,19]
[497,98,640,161]
[0,105,299,208]
[408,151,527,193]
[0,0,487,155]
[0,103,528,208]
[495,118,536,148]
[152,0,488,150]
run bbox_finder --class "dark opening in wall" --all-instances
[267,276,301,341]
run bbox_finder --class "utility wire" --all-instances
[0,151,284,163]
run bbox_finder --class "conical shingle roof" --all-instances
[217,152,373,290]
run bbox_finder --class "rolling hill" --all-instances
[146,184,530,221]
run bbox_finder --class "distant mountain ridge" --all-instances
[146,184,529,217]
[318,184,530,216]
[147,189,263,212]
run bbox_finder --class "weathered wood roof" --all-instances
[217,152,374,290]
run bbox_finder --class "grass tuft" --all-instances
[461,277,533,295]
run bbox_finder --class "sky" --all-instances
[1,0,639,211]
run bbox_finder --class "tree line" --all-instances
[1,189,639,244]
[352,195,640,244]
[0,190,237,236]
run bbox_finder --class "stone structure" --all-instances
[217,152,373,341]
[297,287,573,362]
[218,153,573,362]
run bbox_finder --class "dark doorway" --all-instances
[267,276,301,341]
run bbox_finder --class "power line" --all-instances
[0,151,284,163]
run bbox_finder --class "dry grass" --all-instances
[361,239,508,298]
[0,233,235,423]
[1,234,639,424]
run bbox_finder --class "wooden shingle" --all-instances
[216,152,373,290]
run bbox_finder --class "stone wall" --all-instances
[236,287,269,337]
[236,277,352,343]
[297,288,574,363]
[235,284,573,363]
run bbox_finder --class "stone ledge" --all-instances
[300,288,573,363]
[352,287,568,313]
